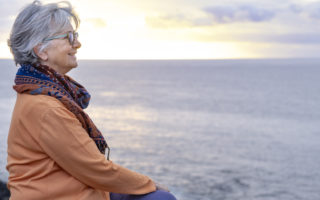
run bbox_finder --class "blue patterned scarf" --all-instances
[13,64,110,159]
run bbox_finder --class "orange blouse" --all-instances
[7,93,156,200]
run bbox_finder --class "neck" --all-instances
[40,61,69,75]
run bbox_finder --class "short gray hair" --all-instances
[8,0,80,66]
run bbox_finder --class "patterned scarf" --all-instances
[13,64,110,159]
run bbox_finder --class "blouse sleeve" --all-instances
[38,105,156,194]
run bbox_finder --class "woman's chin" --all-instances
[63,62,78,74]
[68,57,78,67]
[70,62,78,69]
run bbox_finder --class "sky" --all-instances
[1,0,320,59]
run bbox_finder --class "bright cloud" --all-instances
[203,5,276,23]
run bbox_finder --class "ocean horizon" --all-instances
[1,58,320,200]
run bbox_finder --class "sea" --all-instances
[0,59,319,200]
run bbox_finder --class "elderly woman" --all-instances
[6,1,176,200]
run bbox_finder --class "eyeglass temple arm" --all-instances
[44,33,68,41]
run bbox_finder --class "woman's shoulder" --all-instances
[10,94,72,137]
[15,93,66,117]
[18,93,63,107]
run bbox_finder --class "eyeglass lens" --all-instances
[68,32,78,45]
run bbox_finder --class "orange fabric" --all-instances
[7,93,156,200]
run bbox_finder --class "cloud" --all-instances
[146,4,278,29]
[0,1,27,42]
[84,18,107,28]
[306,2,320,19]
[239,33,320,44]
[289,4,303,14]
[0,0,25,16]
[0,0,32,35]
[145,14,202,29]
[203,4,276,23]
[266,33,320,44]
[288,2,320,20]
[192,32,320,45]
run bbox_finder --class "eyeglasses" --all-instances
[44,31,79,46]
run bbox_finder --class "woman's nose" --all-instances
[73,38,81,49]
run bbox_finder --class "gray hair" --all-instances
[8,0,80,66]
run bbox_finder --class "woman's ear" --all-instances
[33,45,48,61]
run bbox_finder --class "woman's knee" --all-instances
[151,190,177,200]
[110,190,177,200]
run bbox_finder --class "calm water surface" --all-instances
[0,59,320,200]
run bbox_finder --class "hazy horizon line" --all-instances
[1,57,320,62]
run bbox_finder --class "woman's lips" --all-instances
[68,52,77,59]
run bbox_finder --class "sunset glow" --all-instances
[1,0,320,59]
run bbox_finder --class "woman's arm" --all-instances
[38,105,156,194]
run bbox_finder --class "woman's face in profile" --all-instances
[41,26,81,74]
